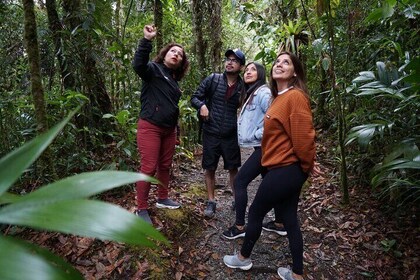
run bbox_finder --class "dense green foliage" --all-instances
[0,1,418,277]
[1,0,418,192]
[1,0,418,205]
[0,108,166,279]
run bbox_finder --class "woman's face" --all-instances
[272,54,295,82]
[163,46,184,69]
[243,63,258,84]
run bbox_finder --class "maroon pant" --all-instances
[136,119,176,209]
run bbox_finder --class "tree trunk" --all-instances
[154,0,163,51]
[62,0,113,145]
[23,0,56,179]
[326,1,349,204]
[45,0,76,91]
[191,0,207,78]
[23,0,48,134]
[112,0,121,110]
[191,0,222,74]
[208,0,222,72]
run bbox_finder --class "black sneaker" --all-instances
[134,209,152,224]
[262,221,287,236]
[204,201,216,218]
[222,225,246,240]
[156,198,181,209]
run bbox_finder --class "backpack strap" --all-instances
[205,73,221,106]
[197,73,221,141]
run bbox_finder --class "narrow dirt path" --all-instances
[184,147,293,280]
[175,143,418,280]
[12,139,417,279]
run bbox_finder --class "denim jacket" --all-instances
[237,85,272,147]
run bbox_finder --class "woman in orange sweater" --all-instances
[223,52,320,280]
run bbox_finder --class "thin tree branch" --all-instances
[122,0,135,41]
[300,0,316,38]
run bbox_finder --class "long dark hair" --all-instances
[269,52,308,99]
[153,43,190,81]
[241,62,267,106]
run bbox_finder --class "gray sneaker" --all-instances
[134,209,152,224]
[204,201,216,218]
[277,267,303,280]
[223,254,252,270]
[156,198,181,209]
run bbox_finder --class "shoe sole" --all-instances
[204,212,215,218]
[156,203,180,209]
[224,262,253,270]
[222,232,245,240]
[262,227,287,236]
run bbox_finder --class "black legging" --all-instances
[240,163,307,275]
[234,147,281,226]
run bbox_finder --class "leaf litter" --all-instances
[7,135,419,279]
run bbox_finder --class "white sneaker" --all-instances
[223,254,252,270]
[277,267,303,280]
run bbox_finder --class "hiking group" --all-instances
[132,24,321,280]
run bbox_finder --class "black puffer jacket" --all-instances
[133,38,181,128]
[191,73,244,137]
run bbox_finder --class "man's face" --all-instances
[224,55,242,74]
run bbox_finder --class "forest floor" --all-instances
[11,133,419,280]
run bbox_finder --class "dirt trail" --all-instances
[13,144,417,279]
[186,147,293,280]
[176,145,418,280]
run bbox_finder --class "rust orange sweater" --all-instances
[261,88,316,173]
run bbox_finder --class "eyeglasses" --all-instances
[224,58,239,64]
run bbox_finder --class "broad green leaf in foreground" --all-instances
[13,171,158,204]
[0,199,167,246]
[0,192,20,205]
[0,109,78,196]
[0,236,83,280]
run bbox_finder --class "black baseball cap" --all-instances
[225,49,246,65]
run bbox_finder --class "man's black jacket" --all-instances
[191,73,244,137]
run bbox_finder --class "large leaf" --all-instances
[381,1,395,18]
[376,61,387,84]
[0,199,167,246]
[375,159,420,172]
[0,109,78,196]
[366,8,383,23]
[352,71,375,83]
[372,158,420,187]
[0,192,20,205]
[12,171,158,205]
[383,139,420,163]
[0,236,83,280]
[345,123,386,147]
